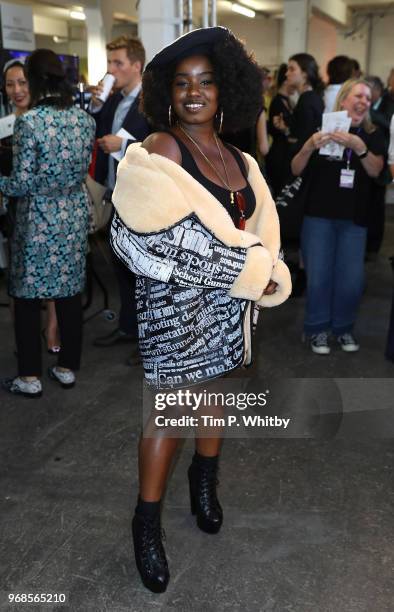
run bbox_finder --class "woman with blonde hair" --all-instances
[291,78,385,354]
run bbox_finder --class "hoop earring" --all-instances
[216,108,224,133]
[168,104,173,127]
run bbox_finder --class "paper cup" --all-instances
[97,73,116,102]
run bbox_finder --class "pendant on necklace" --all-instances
[230,191,234,204]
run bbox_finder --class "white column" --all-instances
[210,0,217,26]
[138,0,181,65]
[85,7,107,85]
[283,0,310,61]
[202,0,209,28]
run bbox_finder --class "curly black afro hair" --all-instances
[141,31,263,133]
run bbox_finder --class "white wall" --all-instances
[33,15,68,38]
[218,11,393,84]
[368,14,394,82]
[308,14,337,80]
[218,15,282,69]
[335,13,394,82]
[336,18,368,75]
[100,0,138,42]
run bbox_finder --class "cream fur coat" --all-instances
[110,142,291,388]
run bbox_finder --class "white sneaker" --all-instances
[2,376,42,398]
[336,333,360,352]
[48,367,75,388]
[308,331,331,355]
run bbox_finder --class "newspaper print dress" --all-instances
[111,212,252,389]
[112,137,258,388]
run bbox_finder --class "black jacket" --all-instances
[92,91,151,186]
[290,90,324,151]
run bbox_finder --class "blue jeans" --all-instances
[301,216,367,336]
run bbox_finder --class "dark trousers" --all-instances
[385,288,394,362]
[14,294,83,377]
[111,250,138,336]
[108,202,138,336]
[367,184,386,253]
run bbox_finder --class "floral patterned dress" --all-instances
[0,104,95,299]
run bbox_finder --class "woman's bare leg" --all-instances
[138,434,180,501]
[46,300,61,350]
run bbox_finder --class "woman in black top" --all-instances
[272,54,324,294]
[266,63,294,196]
[273,53,324,154]
[110,27,291,594]
[291,79,385,355]
[286,53,324,149]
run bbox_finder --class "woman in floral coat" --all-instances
[1,49,95,397]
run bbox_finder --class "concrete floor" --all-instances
[1,212,394,612]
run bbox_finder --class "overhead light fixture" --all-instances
[70,9,86,21]
[231,3,255,18]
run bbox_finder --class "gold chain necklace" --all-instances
[178,124,236,204]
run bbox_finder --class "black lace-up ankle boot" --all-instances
[188,452,223,534]
[132,498,169,593]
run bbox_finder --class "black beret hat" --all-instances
[145,26,230,72]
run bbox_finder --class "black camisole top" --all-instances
[169,132,256,228]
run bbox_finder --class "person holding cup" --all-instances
[89,36,151,357]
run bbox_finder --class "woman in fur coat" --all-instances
[110,27,291,593]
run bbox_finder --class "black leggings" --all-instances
[14,294,83,377]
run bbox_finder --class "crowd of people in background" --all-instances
[264,55,393,356]
[1,34,394,399]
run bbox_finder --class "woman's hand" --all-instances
[304,131,332,153]
[291,131,330,175]
[329,131,366,155]
[272,113,288,134]
[263,280,278,295]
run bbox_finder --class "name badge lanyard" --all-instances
[340,129,360,189]
[344,128,363,170]
[345,147,352,170]
[340,149,355,189]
